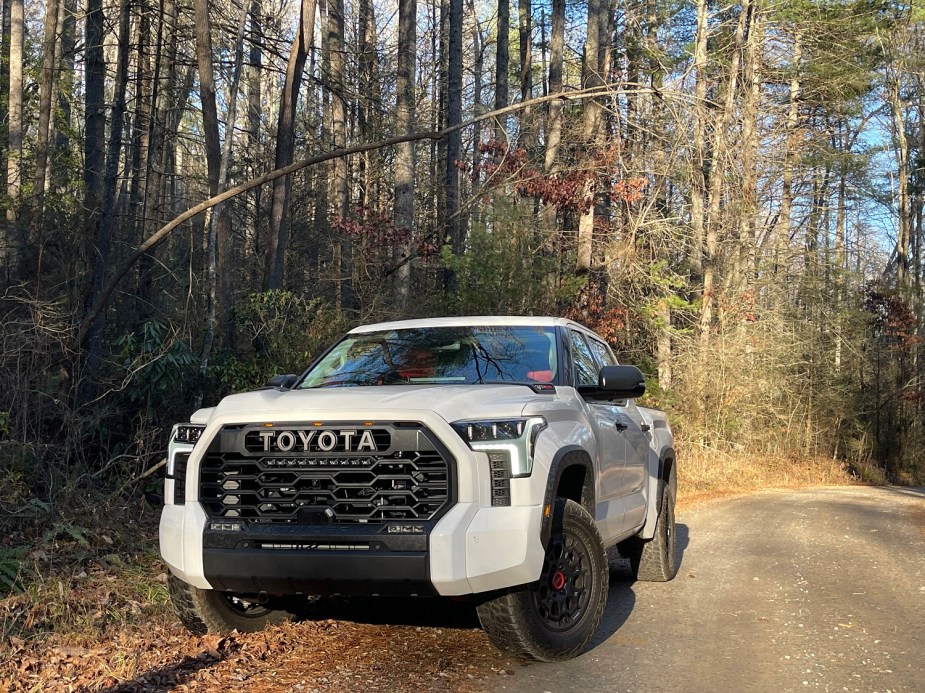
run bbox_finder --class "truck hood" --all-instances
[205,384,557,425]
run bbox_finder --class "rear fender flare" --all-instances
[640,447,676,540]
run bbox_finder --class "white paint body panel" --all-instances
[159,317,674,595]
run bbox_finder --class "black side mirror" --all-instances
[266,373,298,389]
[579,365,645,400]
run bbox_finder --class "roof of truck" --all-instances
[349,316,590,334]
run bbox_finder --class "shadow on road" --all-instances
[298,594,482,629]
[95,644,241,693]
[95,599,481,692]
[676,522,691,571]
[880,485,925,499]
[588,522,690,652]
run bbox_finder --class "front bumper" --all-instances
[160,494,544,596]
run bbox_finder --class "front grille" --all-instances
[199,424,452,524]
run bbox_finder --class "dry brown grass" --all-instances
[673,438,885,510]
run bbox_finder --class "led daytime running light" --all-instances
[451,416,547,477]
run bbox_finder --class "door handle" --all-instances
[641,424,651,432]
[614,421,628,431]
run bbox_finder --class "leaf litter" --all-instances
[0,613,520,692]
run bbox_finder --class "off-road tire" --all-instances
[623,480,678,582]
[168,574,294,635]
[476,498,608,662]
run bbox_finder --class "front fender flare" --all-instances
[539,446,595,549]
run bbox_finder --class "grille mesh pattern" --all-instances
[199,428,450,524]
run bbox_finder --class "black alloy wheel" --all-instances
[219,593,278,620]
[532,522,593,632]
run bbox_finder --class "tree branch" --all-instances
[77,84,678,346]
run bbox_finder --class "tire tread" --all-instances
[624,482,678,582]
[477,498,608,661]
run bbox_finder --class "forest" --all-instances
[0,0,923,631]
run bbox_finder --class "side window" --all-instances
[568,331,599,387]
[588,337,616,367]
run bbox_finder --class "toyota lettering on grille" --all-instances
[247,428,384,454]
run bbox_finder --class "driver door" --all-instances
[568,329,626,543]
[586,336,651,533]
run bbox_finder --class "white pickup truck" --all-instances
[160,316,677,661]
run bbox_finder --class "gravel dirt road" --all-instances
[7,486,923,692]
[500,486,925,693]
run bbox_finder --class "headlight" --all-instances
[168,424,205,480]
[450,417,547,477]
[172,423,205,445]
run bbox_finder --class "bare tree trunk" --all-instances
[31,0,61,252]
[194,0,224,396]
[433,0,445,238]
[52,0,77,193]
[468,1,485,227]
[84,0,130,387]
[327,0,351,310]
[494,0,509,142]
[543,0,564,174]
[803,157,830,298]
[4,0,23,275]
[392,0,416,309]
[96,0,130,270]
[623,0,641,161]
[915,77,924,297]
[264,0,316,290]
[444,0,463,292]
[78,0,107,401]
[246,0,263,275]
[0,0,10,205]
[541,0,564,241]
[576,0,606,273]
[194,0,222,196]
[656,299,672,389]
[833,118,848,373]
[195,0,249,399]
[698,0,752,346]
[728,5,761,297]
[888,63,911,288]
[129,3,153,321]
[357,0,379,210]
[642,0,663,211]
[774,29,801,287]
[327,0,347,219]
[217,4,249,350]
[138,0,180,325]
[517,0,532,149]
[83,0,106,293]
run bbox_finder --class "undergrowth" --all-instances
[0,477,167,644]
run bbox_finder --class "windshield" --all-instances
[299,326,558,388]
